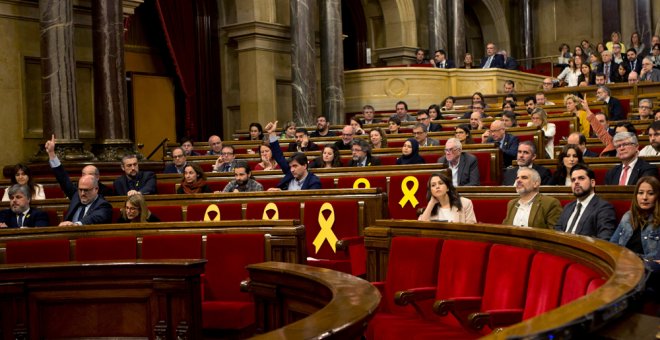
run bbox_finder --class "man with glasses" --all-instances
[310,115,336,137]
[640,121,660,156]
[45,136,112,226]
[206,135,223,155]
[482,119,519,167]
[541,77,555,92]
[416,110,441,132]
[640,56,660,82]
[164,147,187,174]
[637,99,654,120]
[348,139,380,167]
[412,123,440,147]
[334,126,355,150]
[213,145,239,172]
[604,132,658,185]
[437,138,479,186]
[461,102,487,119]
[596,86,624,121]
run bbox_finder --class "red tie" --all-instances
[619,165,630,185]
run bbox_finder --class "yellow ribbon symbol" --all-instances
[353,178,371,189]
[312,202,338,253]
[262,202,280,220]
[398,176,419,208]
[203,204,221,221]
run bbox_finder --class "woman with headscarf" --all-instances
[396,138,425,165]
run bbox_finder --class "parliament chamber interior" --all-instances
[0,0,659,339]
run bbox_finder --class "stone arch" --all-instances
[466,0,511,54]
[378,0,418,48]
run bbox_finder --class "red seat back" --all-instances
[6,239,70,264]
[587,278,606,293]
[522,252,571,320]
[141,234,202,260]
[42,184,66,199]
[388,174,432,219]
[186,203,243,221]
[336,176,388,191]
[319,176,335,189]
[471,199,509,224]
[561,263,601,305]
[303,201,359,260]
[75,236,137,261]
[436,240,491,300]
[472,151,498,186]
[256,178,281,191]
[379,155,399,165]
[481,245,536,311]
[156,181,176,194]
[592,168,609,185]
[148,205,183,222]
[245,202,300,220]
[609,199,631,221]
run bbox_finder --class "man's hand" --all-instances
[59,221,75,226]
[264,121,279,137]
[267,187,282,192]
[301,135,310,147]
[45,134,57,159]
[0,223,7,228]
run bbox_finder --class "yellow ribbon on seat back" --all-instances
[204,204,221,221]
[312,202,339,253]
[398,176,419,208]
[262,202,280,220]
[352,177,371,189]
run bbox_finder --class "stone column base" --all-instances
[91,140,142,161]
[31,140,96,163]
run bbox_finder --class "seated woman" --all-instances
[577,63,595,86]
[249,122,264,141]
[565,94,590,137]
[612,63,630,83]
[418,172,476,223]
[309,145,342,168]
[349,117,366,135]
[549,144,584,186]
[454,124,474,144]
[502,100,517,112]
[502,111,518,128]
[387,116,401,134]
[557,57,579,87]
[396,138,425,165]
[177,163,214,194]
[254,143,280,171]
[280,121,297,139]
[611,176,660,272]
[527,108,556,159]
[427,104,444,120]
[440,96,455,112]
[2,164,45,201]
[117,193,160,223]
[369,127,388,149]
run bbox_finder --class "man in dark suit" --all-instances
[0,185,49,228]
[416,110,441,132]
[502,167,562,229]
[334,126,355,151]
[266,121,321,191]
[625,48,643,74]
[113,155,157,196]
[45,137,113,226]
[348,139,381,167]
[432,49,455,69]
[437,138,480,186]
[567,132,598,157]
[163,147,187,174]
[555,164,616,240]
[288,128,318,152]
[483,120,519,167]
[597,50,619,83]
[596,86,624,121]
[479,42,505,68]
[502,141,551,185]
[605,132,659,185]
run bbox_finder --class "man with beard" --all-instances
[640,121,660,156]
[502,167,562,229]
[501,141,551,185]
[605,132,659,185]
[113,155,157,196]
[596,86,624,121]
[287,128,318,152]
[0,185,49,228]
[265,121,321,191]
[347,139,380,167]
[554,164,616,240]
[390,101,416,122]
[310,115,336,137]
[334,126,355,151]
[524,96,536,114]
[222,161,264,192]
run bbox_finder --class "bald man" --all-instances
[484,120,520,167]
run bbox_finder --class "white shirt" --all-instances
[565,192,595,233]
[287,174,307,191]
[512,193,538,227]
[639,145,660,157]
[431,207,453,222]
[619,157,639,185]
[448,159,460,187]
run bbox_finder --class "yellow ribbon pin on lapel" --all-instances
[312,202,338,253]
[398,176,419,208]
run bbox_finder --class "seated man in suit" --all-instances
[605,132,659,185]
[502,141,551,185]
[437,138,480,186]
[206,135,223,155]
[212,145,240,173]
[567,132,599,157]
[288,128,318,152]
[265,121,321,191]
[502,167,563,229]
[482,120,519,167]
[432,49,455,69]
[555,164,616,240]
[360,105,377,125]
[416,110,441,132]
[334,126,355,151]
[348,139,381,167]
[163,147,187,174]
[479,42,505,68]
[596,86,624,121]
[45,136,112,226]
[113,155,157,196]
[0,184,49,228]
[412,123,440,147]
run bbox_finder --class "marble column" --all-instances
[522,0,533,69]
[634,0,652,48]
[451,0,465,65]
[91,0,137,161]
[290,0,317,126]
[38,0,94,161]
[428,0,447,54]
[320,0,344,124]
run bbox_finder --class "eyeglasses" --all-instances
[413,131,425,135]
[614,142,637,149]
[640,106,652,110]
[489,128,504,133]
[542,82,553,85]
[78,188,94,194]
[352,148,364,153]
[342,133,354,137]
[445,147,459,153]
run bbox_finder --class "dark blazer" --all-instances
[270,139,322,190]
[427,122,442,132]
[577,73,596,86]
[479,54,505,68]
[334,140,353,151]
[502,164,552,186]
[554,195,616,240]
[163,162,185,174]
[488,133,520,167]
[626,57,643,74]
[435,60,455,69]
[287,141,319,152]
[597,61,619,82]
[347,155,381,167]
[583,148,599,157]
[437,152,480,186]
[0,208,50,228]
[606,97,624,121]
[113,171,157,196]
[503,57,519,70]
[63,195,113,225]
[502,193,563,229]
[605,158,659,185]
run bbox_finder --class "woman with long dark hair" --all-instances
[2,164,45,201]
[310,145,342,168]
[418,172,476,223]
[549,144,584,186]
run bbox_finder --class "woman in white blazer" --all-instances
[418,172,476,223]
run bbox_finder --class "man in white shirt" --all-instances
[640,121,660,156]
[502,167,562,229]
[436,138,480,186]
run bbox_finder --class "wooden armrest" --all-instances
[433,296,482,322]
[482,309,524,329]
[336,236,364,251]
[394,286,436,306]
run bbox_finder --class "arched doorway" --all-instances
[342,0,368,70]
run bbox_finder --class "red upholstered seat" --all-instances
[366,237,443,340]
[257,178,282,191]
[156,181,176,194]
[379,155,399,165]
[303,200,365,276]
[112,207,122,223]
[319,176,335,189]
[421,154,437,163]
[43,209,59,226]
[561,263,601,305]
[202,234,265,330]
[148,205,183,222]
[206,180,230,192]
[388,140,405,148]
[141,234,202,260]
[388,174,432,219]
[609,199,631,221]
[587,278,606,293]
[336,176,388,191]
[75,236,137,261]
[42,184,66,199]
[470,199,509,224]
[6,239,70,264]
[592,168,609,185]
[186,203,243,221]
[244,202,300,220]
[471,151,499,186]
